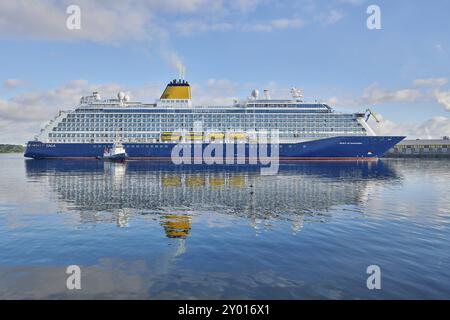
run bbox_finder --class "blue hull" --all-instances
[24,136,405,161]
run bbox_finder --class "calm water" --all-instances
[0,154,449,299]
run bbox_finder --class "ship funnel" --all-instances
[160,79,191,100]
[263,89,271,100]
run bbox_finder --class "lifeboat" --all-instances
[208,133,225,140]
[161,132,182,142]
[228,132,246,140]
[185,132,203,141]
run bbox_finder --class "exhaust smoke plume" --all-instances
[160,48,186,79]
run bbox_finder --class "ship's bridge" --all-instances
[78,91,152,109]
[239,99,333,113]
[233,87,333,112]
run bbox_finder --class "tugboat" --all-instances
[102,140,127,162]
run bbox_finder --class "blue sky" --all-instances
[1,0,450,143]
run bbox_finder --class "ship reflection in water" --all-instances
[24,160,399,235]
[1,156,449,299]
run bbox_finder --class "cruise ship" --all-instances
[24,78,404,160]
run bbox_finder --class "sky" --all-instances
[1,0,450,143]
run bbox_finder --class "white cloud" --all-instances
[324,79,450,139]
[325,84,426,108]
[372,115,450,139]
[191,79,239,106]
[271,18,304,29]
[230,0,264,13]
[176,17,306,34]
[433,90,450,111]
[417,116,450,138]
[3,79,25,90]
[413,78,448,87]
[330,79,450,113]
[175,21,234,36]
[0,1,161,44]
[315,9,345,26]
[410,78,450,111]
[360,84,422,105]
[0,0,353,44]
[325,96,340,106]
[151,0,223,13]
[0,0,302,41]
[338,0,367,5]
[242,18,304,32]
[0,0,233,44]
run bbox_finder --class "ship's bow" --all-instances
[374,136,405,157]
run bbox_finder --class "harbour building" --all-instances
[384,138,450,158]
